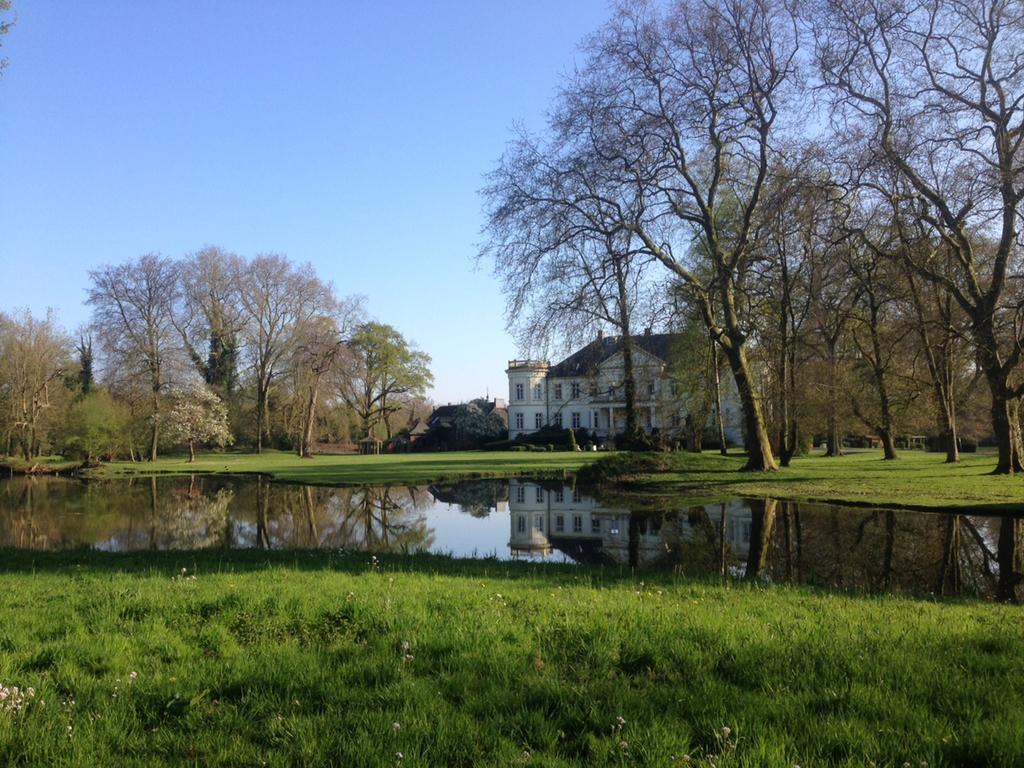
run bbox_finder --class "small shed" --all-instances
[358,437,383,455]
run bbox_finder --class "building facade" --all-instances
[505,332,744,445]
[507,480,752,566]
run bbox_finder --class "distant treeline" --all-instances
[0,248,432,462]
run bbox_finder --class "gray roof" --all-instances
[548,334,676,378]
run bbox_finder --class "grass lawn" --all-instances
[0,550,1021,767]
[89,450,603,486]
[583,449,1024,514]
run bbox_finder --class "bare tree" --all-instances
[0,310,71,460]
[490,0,799,469]
[88,254,180,461]
[0,0,13,78]
[815,0,1024,473]
[176,246,245,397]
[482,129,659,441]
[235,254,334,453]
[292,296,364,458]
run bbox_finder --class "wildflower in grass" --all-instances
[392,721,401,732]
[0,684,35,714]
[129,671,138,682]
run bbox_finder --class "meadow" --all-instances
[78,447,1024,513]
[0,549,1021,767]
[580,449,1024,513]
[86,449,601,487]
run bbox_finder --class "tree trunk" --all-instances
[746,498,777,580]
[722,342,776,471]
[718,502,728,577]
[621,335,639,441]
[880,430,897,461]
[188,440,196,463]
[299,379,320,458]
[989,390,1023,474]
[150,401,160,462]
[938,514,962,597]
[881,510,895,591]
[712,339,728,456]
[996,515,1020,603]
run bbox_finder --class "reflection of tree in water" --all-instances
[427,480,507,518]
[145,477,234,549]
[253,480,435,553]
[753,503,1022,602]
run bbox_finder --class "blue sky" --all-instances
[0,1,610,403]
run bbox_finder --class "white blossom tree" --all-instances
[165,381,233,462]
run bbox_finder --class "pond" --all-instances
[0,475,1020,600]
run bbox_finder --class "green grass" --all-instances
[582,449,1024,514]
[89,450,603,486]
[0,550,1021,766]
[0,455,82,475]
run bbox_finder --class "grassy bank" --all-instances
[581,449,1024,514]
[89,450,602,486]
[0,550,1021,767]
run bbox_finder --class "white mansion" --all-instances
[507,480,753,566]
[505,331,744,445]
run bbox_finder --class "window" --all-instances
[571,382,581,398]
[592,411,598,428]
[554,489,564,503]
[534,514,544,531]
[555,515,565,532]
[515,383,524,401]
[533,383,543,400]
[670,381,680,397]
[645,410,652,427]
[535,486,543,503]
[592,518,601,534]
[554,412,563,428]
[589,384,598,396]
[671,412,682,428]
[573,515,583,533]
[571,412,581,429]
[517,516,525,533]
[515,486,525,503]
[554,383,563,400]
[572,489,582,503]
[534,412,543,429]
[514,412,524,430]
[648,381,656,396]
[609,385,616,398]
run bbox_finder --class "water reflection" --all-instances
[0,475,1020,601]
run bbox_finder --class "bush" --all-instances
[62,390,128,461]
[577,452,675,485]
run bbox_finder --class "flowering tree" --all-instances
[165,382,233,462]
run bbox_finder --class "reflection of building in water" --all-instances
[507,480,752,566]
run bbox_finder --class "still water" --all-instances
[0,475,1020,600]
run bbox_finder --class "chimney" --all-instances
[597,329,605,341]
[644,327,652,336]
